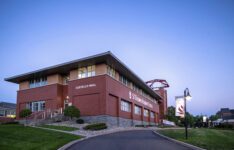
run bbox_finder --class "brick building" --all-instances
[5,52,168,126]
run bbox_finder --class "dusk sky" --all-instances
[0,0,233,116]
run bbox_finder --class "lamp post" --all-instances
[184,88,192,140]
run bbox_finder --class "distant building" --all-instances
[0,102,16,118]
[216,108,234,125]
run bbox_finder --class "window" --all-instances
[29,77,47,88]
[78,65,95,79]
[0,110,5,116]
[144,109,149,117]
[134,105,141,115]
[27,101,45,112]
[120,75,128,86]
[63,75,69,84]
[120,100,131,112]
[87,65,95,77]
[107,66,116,78]
[150,112,155,118]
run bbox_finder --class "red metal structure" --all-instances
[145,79,169,90]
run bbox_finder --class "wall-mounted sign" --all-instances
[175,96,185,118]
[129,91,153,108]
[75,84,96,90]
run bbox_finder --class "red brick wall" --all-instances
[68,75,107,115]
[17,84,67,119]
[16,74,160,124]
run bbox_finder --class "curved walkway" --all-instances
[67,130,192,150]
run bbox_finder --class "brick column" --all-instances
[141,107,144,125]
[117,97,121,126]
[131,103,134,126]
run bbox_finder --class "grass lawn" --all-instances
[158,128,234,150]
[40,125,79,131]
[0,124,82,150]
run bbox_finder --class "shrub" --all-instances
[64,106,80,119]
[83,123,107,130]
[3,121,19,125]
[76,119,84,124]
[214,124,233,129]
[19,109,32,118]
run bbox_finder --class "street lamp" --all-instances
[184,88,192,139]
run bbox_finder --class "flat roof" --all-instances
[5,51,162,101]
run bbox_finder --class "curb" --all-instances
[57,137,89,150]
[153,131,206,150]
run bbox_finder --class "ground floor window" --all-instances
[120,100,131,112]
[144,109,149,117]
[26,101,45,112]
[150,112,155,118]
[134,105,141,115]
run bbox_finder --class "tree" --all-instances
[166,106,181,125]
[209,114,219,121]
[64,106,80,119]
[19,109,32,118]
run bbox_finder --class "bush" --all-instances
[2,121,19,125]
[64,106,80,119]
[76,119,84,124]
[214,124,233,129]
[19,109,32,118]
[83,123,107,130]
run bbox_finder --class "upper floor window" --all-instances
[120,75,129,86]
[120,100,131,112]
[78,65,95,79]
[107,66,116,78]
[134,105,141,115]
[63,75,69,84]
[29,77,47,88]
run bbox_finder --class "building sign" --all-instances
[129,91,153,108]
[75,84,96,90]
[175,96,185,118]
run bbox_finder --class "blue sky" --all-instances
[0,0,233,116]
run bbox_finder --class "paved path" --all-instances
[67,130,192,150]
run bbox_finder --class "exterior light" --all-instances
[184,88,192,101]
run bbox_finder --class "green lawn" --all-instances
[40,125,79,131]
[158,128,234,150]
[0,124,82,150]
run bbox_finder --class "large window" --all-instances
[150,112,155,118]
[134,105,141,115]
[107,66,116,78]
[26,101,45,112]
[144,109,149,117]
[78,65,95,79]
[29,77,47,88]
[120,100,131,112]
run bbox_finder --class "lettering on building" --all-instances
[129,91,153,108]
[75,84,96,90]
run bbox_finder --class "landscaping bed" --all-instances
[0,124,81,150]
[157,128,234,150]
[83,123,107,131]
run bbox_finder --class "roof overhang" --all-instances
[5,51,163,101]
